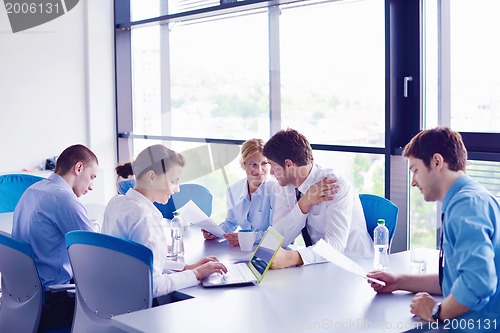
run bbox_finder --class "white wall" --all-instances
[0,0,116,205]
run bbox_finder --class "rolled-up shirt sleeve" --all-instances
[444,197,497,311]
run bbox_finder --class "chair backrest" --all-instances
[118,179,212,220]
[65,231,153,333]
[116,179,134,195]
[0,174,45,213]
[359,194,399,243]
[155,183,213,219]
[0,233,43,333]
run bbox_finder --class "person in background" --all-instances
[263,128,373,269]
[202,138,277,246]
[12,144,98,331]
[102,144,226,305]
[368,127,499,329]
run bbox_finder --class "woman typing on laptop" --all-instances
[202,138,277,247]
[102,145,227,305]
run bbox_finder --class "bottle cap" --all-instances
[377,218,385,225]
[173,211,180,217]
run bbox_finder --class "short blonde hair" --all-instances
[240,138,265,168]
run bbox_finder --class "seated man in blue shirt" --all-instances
[368,127,500,330]
[12,144,99,331]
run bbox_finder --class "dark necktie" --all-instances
[438,213,445,290]
[295,188,313,247]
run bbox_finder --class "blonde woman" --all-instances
[102,145,226,304]
[202,138,277,246]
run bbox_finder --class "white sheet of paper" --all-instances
[312,239,386,286]
[176,200,225,238]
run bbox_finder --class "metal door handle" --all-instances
[404,76,413,98]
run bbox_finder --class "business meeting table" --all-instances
[111,225,441,333]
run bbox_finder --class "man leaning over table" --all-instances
[368,127,500,330]
[12,144,99,331]
[262,128,373,269]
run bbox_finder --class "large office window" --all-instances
[116,0,500,251]
[280,0,385,147]
[119,0,387,188]
[412,0,500,248]
[168,12,269,139]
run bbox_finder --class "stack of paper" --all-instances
[312,239,386,286]
[176,200,225,238]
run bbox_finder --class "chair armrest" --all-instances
[48,284,76,292]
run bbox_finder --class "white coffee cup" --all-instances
[238,229,256,252]
[90,219,101,233]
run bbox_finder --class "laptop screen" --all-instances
[247,226,284,282]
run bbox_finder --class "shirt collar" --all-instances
[297,164,320,194]
[242,177,272,200]
[126,188,164,219]
[442,174,471,212]
[48,173,75,197]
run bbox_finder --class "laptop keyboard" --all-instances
[220,263,253,283]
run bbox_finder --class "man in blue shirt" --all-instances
[368,127,499,330]
[12,144,98,331]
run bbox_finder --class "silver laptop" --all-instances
[201,226,284,287]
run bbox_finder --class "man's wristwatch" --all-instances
[431,302,442,321]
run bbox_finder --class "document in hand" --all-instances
[312,239,386,286]
[176,200,225,238]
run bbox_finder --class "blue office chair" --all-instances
[66,231,153,333]
[158,183,213,219]
[359,194,399,243]
[0,233,72,333]
[117,179,212,220]
[0,233,43,332]
[116,178,135,195]
[0,174,45,213]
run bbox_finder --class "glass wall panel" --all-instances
[280,0,385,147]
[168,12,269,139]
[314,151,384,196]
[467,160,500,199]
[449,1,500,132]
[409,186,438,249]
[131,26,161,134]
[128,140,384,227]
[425,0,500,132]
[130,11,269,139]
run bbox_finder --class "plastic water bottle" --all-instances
[166,212,184,260]
[373,218,389,270]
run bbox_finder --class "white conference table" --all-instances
[112,227,440,333]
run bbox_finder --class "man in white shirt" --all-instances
[262,128,373,268]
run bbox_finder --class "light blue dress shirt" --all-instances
[12,173,93,290]
[219,177,276,243]
[441,175,500,325]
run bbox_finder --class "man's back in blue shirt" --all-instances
[12,173,93,289]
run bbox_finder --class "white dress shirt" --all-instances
[219,177,277,242]
[272,164,373,265]
[102,189,197,297]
